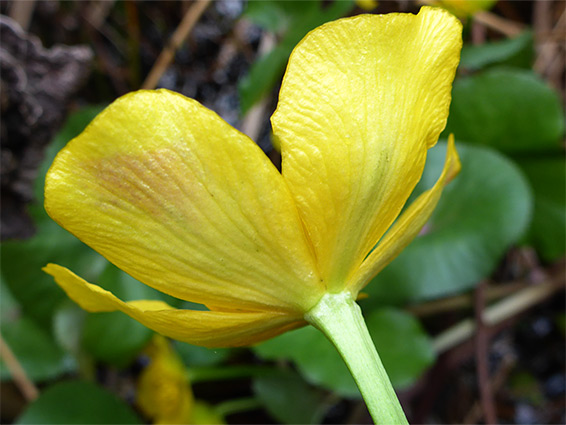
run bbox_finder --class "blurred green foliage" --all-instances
[444,68,564,153]
[459,31,533,71]
[364,141,533,306]
[518,158,565,261]
[1,2,564,423]
[253,371,328,424]
[15,381,141,424]
[444,52,565,262]
[81,263,177,367]
[0,315,71,382]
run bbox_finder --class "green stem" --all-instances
[305,292,408,425]
[214,396,262,418]
[188,365,276,383]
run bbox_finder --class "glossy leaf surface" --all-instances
[444,68,564,153]
[363,141,533,306]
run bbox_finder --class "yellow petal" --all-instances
[44,264,305,347]
[348,136,461,293]
[137,335,193,424]
[45,89,323,313]
[272,7,462,291]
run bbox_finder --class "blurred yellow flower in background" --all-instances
[137,335,194,424]
[355,0,379,11]
[423,0,497,17]
[137,335,223,425]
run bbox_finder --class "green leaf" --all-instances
[518,157,566,261]
[1,219,106,327]
[174,341,231,367]
[0,276,19,322]
[256,326,357,397]
[444,68,564,153]
[15,381,141,424]
[239,0,354,114]
[253,371,328,424]
[459,31,533,71]
[254,308,434,397]
[0,317,72,381]
[363,141,533,306]
[81,263,171,366]
[508,370,545,405]
[243,0,318,33]
[365,309,435,389]
[53,303,86,356]
[82,312,152,367]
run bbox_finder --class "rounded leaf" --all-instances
[363,141,533,305]
[15,381,141,424]
[444,68,564,153]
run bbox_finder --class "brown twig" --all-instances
[464,354,516,424]
[141,0,212,90]
[8,0,36,31]
[83,0,116,30]
[0,332,39,402]
[534,0,555,73]
[474,10,525,37]
[433,276,565,354]
[473,281,497,424]
[534,1,566,98]
[471,17,487,45]
[407,281,528,317]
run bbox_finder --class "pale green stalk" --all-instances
[305,292,408,425]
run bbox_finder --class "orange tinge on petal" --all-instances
[44,90,322,347]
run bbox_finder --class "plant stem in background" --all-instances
[306,292,409,425]
[432,276,565,354]
[141,0,212,90]
[0,332,39,401]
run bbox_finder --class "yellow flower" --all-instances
[423,0,497,17]
[43,7,462,349]
[136,335,194,424]
[356,0,379,11]
[136,335,224,424]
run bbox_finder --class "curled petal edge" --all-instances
[43,264,305,348]
[348,135,461,294]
